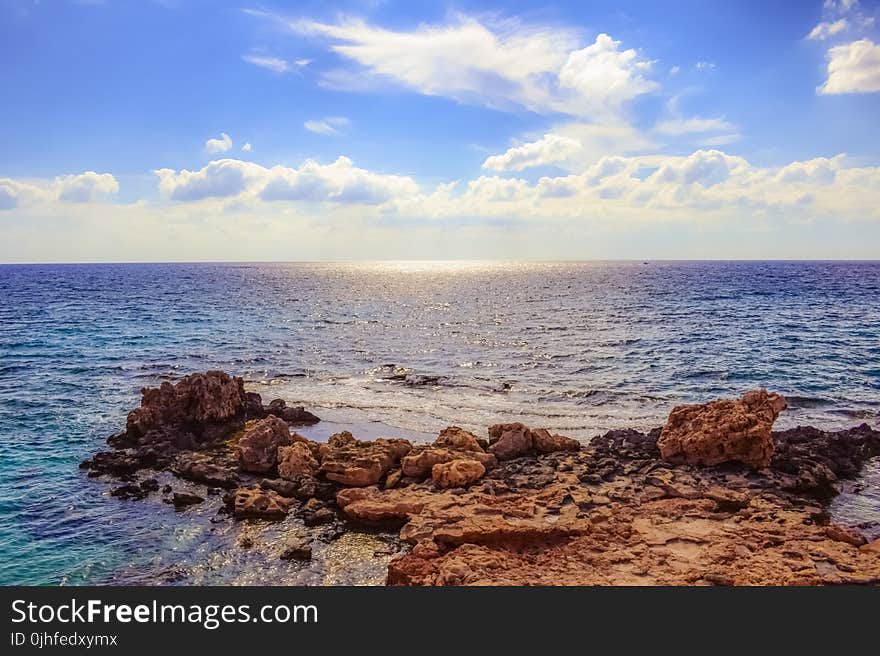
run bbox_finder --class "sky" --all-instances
[1,0,879,262]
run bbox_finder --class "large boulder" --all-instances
[488,423,533,460]
[277,442,319,480]
[657,390,787,468]
[320,437,412,487]
[237,415,292,474]
[432,459,486,488]
[125,371,247,443]
[434,426,485,452]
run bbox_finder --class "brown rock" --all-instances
[320,437,412,487]
[174,453,238,488]
[236,416,291,474]
[657,390,787,468]
[401,447,496,479]
[860,540,880,556]
[824,524,867,547]
[434,426,484,452]
[126,371,247,443]
[229,486,291,520]
[531,428,581,454]
[266,399,320,425]
[277,442,319,480]
[432,459,486,488]
[488,422,533,460]
[280,539,312,561]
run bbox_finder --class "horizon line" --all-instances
[2,258,880,266]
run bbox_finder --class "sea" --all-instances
[1,261,878,584]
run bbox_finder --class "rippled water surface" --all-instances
[1,261,879,584]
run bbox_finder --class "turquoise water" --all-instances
[0,261,878,584]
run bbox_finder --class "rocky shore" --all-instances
[82,371,880,585]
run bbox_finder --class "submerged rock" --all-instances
[171,491,204,508]
[657,390,787,468]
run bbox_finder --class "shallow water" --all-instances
[0,260,878,584]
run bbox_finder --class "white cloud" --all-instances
[818,39,880,93]
[154,156,418,205]
[55,171,119,202]
[0,178,46,210]
[241,142,253,153]
[776,155,843,185]
[482,134,582,171]
[304,117,350,136]
[808,18,848,40]
[695,61,715,71]
[286,15,657,119]
[0,172,119,210]
[654,117,736,136]
[205,132,233,154]
[242,55,310,74]
[669,66,680,74]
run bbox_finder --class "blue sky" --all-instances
[1,0,879,261]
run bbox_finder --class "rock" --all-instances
[531,429,581,454]
[260,478,300,497]
[280,539,313,561]
[488,423,533,460]
[244,392,266,419]
[125,371,247,444]
[385,469,402,489]
[303,508,336,526]
[434,426,484,452]
[825,524,867,547]
[432,459,486,488]
[110,483,147,500]
[401,447,496,479]
[266,399,320,425]
[277,442,319,480]
[140,478,160,492]
[228,486,291,520]
[174,453,238,488]
[172,491,204,508]
[236,416,292,474]
[321,438,412,487]
[860,540,880,556]
[657,390,787,468]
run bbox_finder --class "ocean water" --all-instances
[0,260,879,585]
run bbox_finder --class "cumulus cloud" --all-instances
[285,15,656,119]
[155,159,264,201]
[304,117,350,136]
[241,142,253,152]
[205,132,233,154]
[776,155,844,185]
[55,171,119,202]
[260,156,418,204]
[482,134,582,171]
[818,39,880,93]
[154,156,419,205]
[0,172,119,210]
